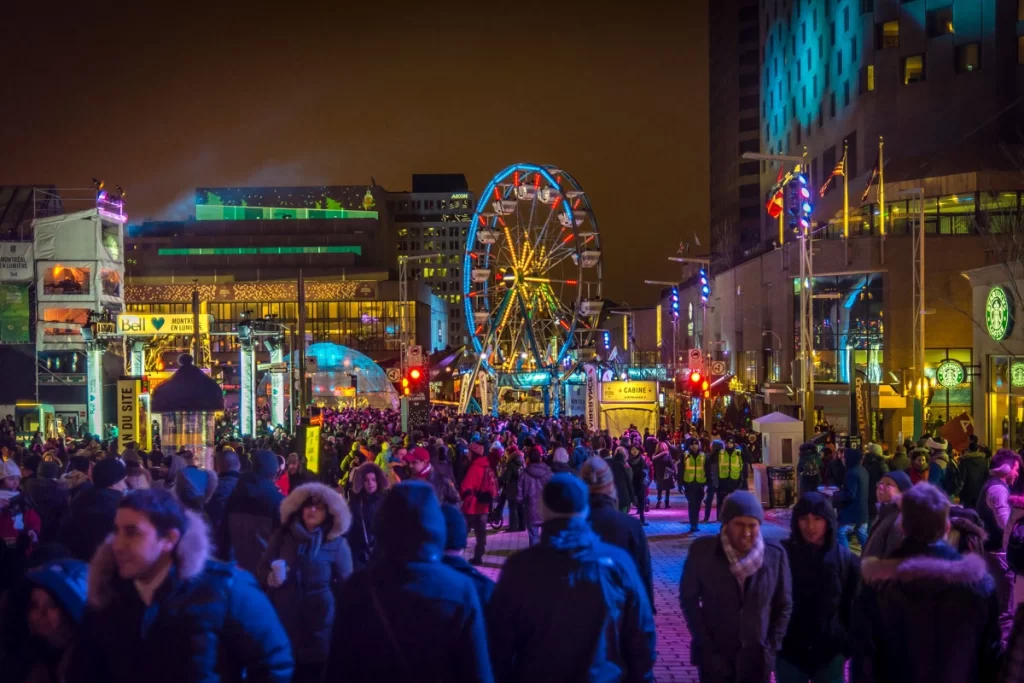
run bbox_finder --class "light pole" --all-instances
[743,151,815,439]
[646,279,680,430]
[896,187,927,440]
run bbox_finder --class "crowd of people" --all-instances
[2,407,1024,681]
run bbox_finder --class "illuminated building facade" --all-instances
[386,174,474,347]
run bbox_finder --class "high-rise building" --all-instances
[386,174,474,348]
[708,0,763,261]
[759,0,1024,245]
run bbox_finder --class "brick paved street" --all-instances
[465,494,791,682]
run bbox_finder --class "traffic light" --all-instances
[688,370,703,395]
[670,286,679,321]
[699,268,710,306]
[702,379,710,399]
[788,170,812,238]
[405,367,426,397]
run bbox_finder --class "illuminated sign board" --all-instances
[117,378,141,449]
[600,381,658,403]
[116,314,213,336]
[935,359,966,389]
[986,286,1014,341]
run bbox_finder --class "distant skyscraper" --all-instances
[386,174,474,347]
[708,0,763,262]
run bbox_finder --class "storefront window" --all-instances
[796,273,884,383]
[992,356,1010,393]
[937,194,976,235]
[924,348,972,430]
[992,393,1011,449]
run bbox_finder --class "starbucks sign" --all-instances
[935,359,966,389]
[986,286,1014,341]
[1012,361,1024,388]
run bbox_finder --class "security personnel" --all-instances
[680,437,708,533]
[716,436,746,520]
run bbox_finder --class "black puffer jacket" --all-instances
[780,493,860,676]
[257,483,353,664]
[588,493,655,612]
[68,508,293,682]
[221,452,284,575]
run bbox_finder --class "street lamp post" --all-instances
[896,188,927,440]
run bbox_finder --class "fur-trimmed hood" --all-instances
[351,462,389,495]
[87,508,210,609]
[279,482,352,540]
[861,543,990,589]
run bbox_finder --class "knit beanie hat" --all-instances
[720,490,764,524]
[926,436,948,453]
[440,503,468,551]
[25,559,89,624]
[175,468,219,511]
[251,450,279,479]
[579,456,615,497]
[866,443,883,457]
[552,447,570,464]
[540,473,590,521]
[880,470,913,493]
[92,458,126,489]
[1,459,20,479]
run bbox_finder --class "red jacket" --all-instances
[460,457,496,515]
[0,501,41,558]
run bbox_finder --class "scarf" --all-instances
[720,528,765,589]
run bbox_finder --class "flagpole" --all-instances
[779,189,785,246]
[843,140,849,265]
[879,136,885,264]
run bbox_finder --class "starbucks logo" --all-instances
[986,286,1014,341]
[935,359,965,389]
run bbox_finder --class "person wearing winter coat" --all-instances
[347,462,389,570]
[60,456,92,503]
[207,448,242,546]
[401,446,461,505]
[58,458,125,563]
[20,460,67,546]
[460,442,498,564]
[488,474,656,682]
[440,504,495,607]
[68,488,294,682]
[519,447,553,546]
[777,493,860,683]
[173,467,218,517]
[960,441,992,509]
[0,558,88,683]
[220,449,285,576]
[823,446,846,490]
[889,445,911,473]
[861,443,890,522]
[652,441,676,508]
[716,437,747,521]
[324,481,493,682]
[580,456,655,612]
[681,491,793,683]
[500,448,526,532]
[909,448,931,485]
[831,448,869,550]
[927,436,953,494]
[258,483,353,683]
[550,447,574,475]
[976,449,1021,641]
[851,483,1002,683]
[627,446,650,525]
[797,442,823,497]
[571,438,590,471]
[680,438,709,533]
[610,447,635,514]
[862,470,912,559]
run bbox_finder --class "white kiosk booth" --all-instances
[599,381,658,434]
[751,412,804,508]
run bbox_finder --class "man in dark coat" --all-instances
[778,492,860,682]
[324,482,493,682]
[832,448,869,550]
[220,449,284,574]
[960,438,992,509]
[67,488,293,682]
[652,441,676,508]
[680,491,792,683]
[488,474,656,682]
[207,448,242,545]
[402,446,461,505]
[22,459,69,544]
[59,458,127,562]
[852,482,1002,683]
[862,470,912,559]
[580,456,655,612]
[440,504,495,607]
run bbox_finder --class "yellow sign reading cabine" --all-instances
[600,381,658,403]
[116,313,213,336]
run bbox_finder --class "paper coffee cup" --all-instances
[271,559,287,583]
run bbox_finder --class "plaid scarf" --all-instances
[720,528,765,590]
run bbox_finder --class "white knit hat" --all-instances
[1,459,21,479]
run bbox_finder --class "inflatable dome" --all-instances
[258,342,398,410]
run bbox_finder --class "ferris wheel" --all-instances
[462,163,603,384]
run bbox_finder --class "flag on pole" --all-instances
[818,152,846,198]
[766,167,784,218]
[861,156,880,202]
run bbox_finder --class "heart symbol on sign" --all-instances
[151,317,166,331]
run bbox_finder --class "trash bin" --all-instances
[766,466,796,508]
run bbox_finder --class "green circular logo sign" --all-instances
[935,359,966,389]
[986,286,1014,341]
[1012,361,1024,388]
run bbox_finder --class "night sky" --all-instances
[0,3,709,306]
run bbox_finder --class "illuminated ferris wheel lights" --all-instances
[493,200,517,215]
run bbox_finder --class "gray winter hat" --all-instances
[720,490,764,524]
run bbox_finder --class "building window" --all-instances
[877,21,899,49]
[830,91,836,117]
[903,54,925,84]
[837,49,843,75]
[866,64,874,91]
[956,43,981,73]
[927,7,954,38]
[843,80,850,108]
[843,4,850,32]
[851,36,858,63]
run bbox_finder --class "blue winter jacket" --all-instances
[833,449,870,525]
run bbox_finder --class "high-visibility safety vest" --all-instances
[719,449,744,481]
[682,454,706,484]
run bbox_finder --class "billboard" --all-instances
[116,313,213,336]
[117,378,141,450]
[0,284,30,343]
[0,243,32,282]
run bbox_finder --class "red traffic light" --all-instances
[689,371,702,384]
[409,368,422,380]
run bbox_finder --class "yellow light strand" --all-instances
[504,226,519,270]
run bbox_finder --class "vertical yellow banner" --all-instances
[304,424,321,474]
[117,379,140,451]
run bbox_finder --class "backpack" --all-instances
[477,466,499,505]
[943,459,964,499]
[1008,518,1024,574]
